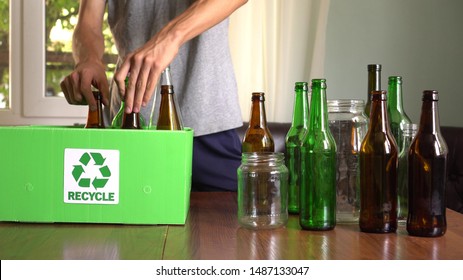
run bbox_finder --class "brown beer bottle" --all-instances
[85,90,105,129]
[156,66,183,130]
[407,90,448,237]
[112,77,146,129]
[359,90,398,233]
[364,64,382,118]
[242,92,275,152]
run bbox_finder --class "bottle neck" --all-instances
[418,100,441,134]
[400,124,418,153]
[366,65,381,102]
[309,85,329,132]
[387,79,405,113]
[291,87,309,128]
[369,92,390,133]
[249,94,268,127]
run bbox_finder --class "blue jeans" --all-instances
[191,129,242,191]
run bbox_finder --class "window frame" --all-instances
[0,0,87,126]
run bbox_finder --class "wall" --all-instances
[324,0,463,127]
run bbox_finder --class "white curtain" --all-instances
[229,0,330,122]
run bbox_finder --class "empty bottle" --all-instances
[156,66,183,130]
[111,77,145,129]
[300,79,337,231]
[285,82,310,214]
[242,92,275,153]
[85,90,105,129]
[364,64,382,118]
[387,76,411,151]
[359,90,398,233]
[397,123,418,223]
[407,90,448,237]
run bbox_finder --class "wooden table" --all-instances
[1,192,462,260]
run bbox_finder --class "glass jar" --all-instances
[328,99,369,223]
[237,152,288,229]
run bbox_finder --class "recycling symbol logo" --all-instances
[72,152,111,189]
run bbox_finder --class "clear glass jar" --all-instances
[328,99,369,223]
[237,152,288,229]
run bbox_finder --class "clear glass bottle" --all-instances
[359,90,398,233]
[397,123,418,223]
[156,66,183,130]
[242,92,275,153]
[285,82,310,214]
[407,90,448,237]
[327,99,368,223]
[387,76,411,151]
[300,79,337,231]
[237,152,288,230]
[85,90,105,129]
[364,64,382,118]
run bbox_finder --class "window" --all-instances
[0,0,116,125]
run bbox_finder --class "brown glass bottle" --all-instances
[407,90,448,237]
[364,64,382,118]
[242,92,275,152]
[156,67,183,130]
[85,91,105,129]
[359,90,398,233]
[121,111,144,129]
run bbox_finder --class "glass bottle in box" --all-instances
[156,66,183,130]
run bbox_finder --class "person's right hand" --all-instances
[60,59,110,111]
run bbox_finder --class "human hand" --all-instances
[113,34,180,113]
[60,60,110,111]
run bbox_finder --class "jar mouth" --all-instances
[241,152,285,163]
[327,99,365,113]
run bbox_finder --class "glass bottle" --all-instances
[156,66,183,130]
[285,82,310,214]
[387,76,411,151]
[397,123,418,223]
[111,77,146,129]
[359,90,398,233]
[407,90,448,237]
[237,152,288,229]
[242,92,275,152]
[85,90,105,129]
[300,79,337,230]
[328,99,368,223]
[364,64,382,118]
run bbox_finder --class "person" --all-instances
[60,0,247,191]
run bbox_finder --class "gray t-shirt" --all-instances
[107,0,243,136]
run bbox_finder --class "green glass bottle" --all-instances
[300,79,337,230]
[364,64,382,118]
[387,76,411,151]
[285,82,310,214]
[111,77,146,129]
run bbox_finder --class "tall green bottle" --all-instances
[285,82,310,214]
[300,79,337,230]
[387,76,411,151]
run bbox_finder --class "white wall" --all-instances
[324,0,463,127]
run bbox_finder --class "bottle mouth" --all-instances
[370,90,387,101]
[327,99,365,112]
[367,64,382,71]
[422,90,439,101]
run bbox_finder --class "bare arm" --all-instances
[60,0,109,110]
[115,0,248,113]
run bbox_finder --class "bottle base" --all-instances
[239,215,288,230]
